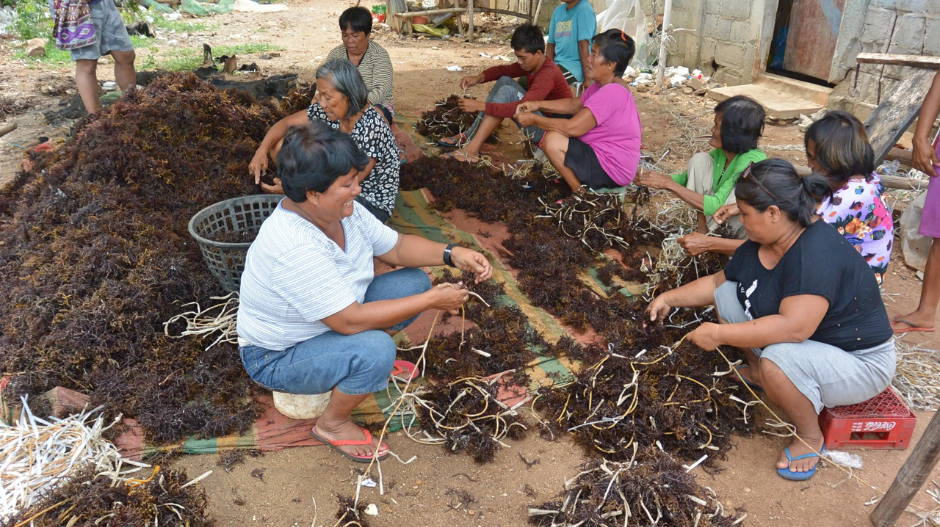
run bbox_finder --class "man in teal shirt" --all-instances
[546,0,597,87]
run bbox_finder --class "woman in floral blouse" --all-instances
[701,112,893,286]
[806,111,892,285]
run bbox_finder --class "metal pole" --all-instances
[656,0,673,92]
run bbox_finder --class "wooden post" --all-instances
[532,0,544,25]
[871,410,940,527]
[468,0,474,42]
[864,69,936,168]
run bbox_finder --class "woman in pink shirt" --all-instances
[515,30,642,192]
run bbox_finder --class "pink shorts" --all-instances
[921,177,940,238]
[920,138,940,239]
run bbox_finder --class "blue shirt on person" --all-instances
[547,0,597,82]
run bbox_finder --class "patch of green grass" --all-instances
[155,18,211,32]
[16,36,154,69]
[156,42,282,71]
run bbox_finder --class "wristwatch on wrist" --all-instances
[443,243,456,267]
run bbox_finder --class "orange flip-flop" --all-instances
[892,315,935,334]
[311,425,390,463]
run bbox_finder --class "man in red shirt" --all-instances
[440,24,572,162]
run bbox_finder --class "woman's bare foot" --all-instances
[446,150,480,163]
[891,311,936,332]
[736,364,762,387]
[313,418,388,459]
[777,433,824,474]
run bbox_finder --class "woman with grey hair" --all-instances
[250,59,400,222]
[239,121,492,462]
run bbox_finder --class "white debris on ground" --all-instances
[0,399,150,521]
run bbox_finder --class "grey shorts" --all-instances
[69,0,134,61]
[714,280,895,413]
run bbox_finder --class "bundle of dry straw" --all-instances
[0,398,149,521]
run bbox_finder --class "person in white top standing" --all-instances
[237,122,492,462]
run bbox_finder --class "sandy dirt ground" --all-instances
[3,0,940,525]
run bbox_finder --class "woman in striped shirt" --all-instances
[239,122,492,462]
[326,6,395,123]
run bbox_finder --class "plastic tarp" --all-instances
[596,0,650,67]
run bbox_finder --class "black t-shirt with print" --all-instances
[722,220,892,351]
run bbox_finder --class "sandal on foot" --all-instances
[735,365,764,392]
[311,426,390,463]
[436,133,466,147]
[776,447,823,481]
[892,315,935,334]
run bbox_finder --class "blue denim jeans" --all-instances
[239,268,431,396]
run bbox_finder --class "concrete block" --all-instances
[891,13,927,52]
[672,0,690,10]
[720,0,750,19]
[700,38,718,62]
[730,19,751,43]
[715,41,746,66]
[703,14,732,40]
[872,0,898,7]
[862,8,896,45]
[705,0,721,15]
[714,68,744,86]
[897,0,928,12]
[926,18,940,54]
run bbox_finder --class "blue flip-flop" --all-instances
[735,365,764,392]
[777,447,823,481]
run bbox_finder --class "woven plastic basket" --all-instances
[188,194,283,292]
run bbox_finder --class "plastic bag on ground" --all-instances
[140,0,173,14]
[902,190,932,272]
[180,0,210,16]
[822,449,863,469]
[596,0,649,67]
[232,0,287,13]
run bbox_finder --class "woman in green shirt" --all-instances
[637,95,766,245]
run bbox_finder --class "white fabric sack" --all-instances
[901,190,932,272]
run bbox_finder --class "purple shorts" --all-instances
[921,177,940,238]
[920,138,940,239]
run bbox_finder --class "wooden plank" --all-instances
[865,69,936,167]
[393,7,465,17]
[871,410,940,527]
[856,53,940,69]
[794,166,922,190]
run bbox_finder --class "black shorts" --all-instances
[564,137,618,190]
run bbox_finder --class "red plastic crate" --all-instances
[818,387,916,450]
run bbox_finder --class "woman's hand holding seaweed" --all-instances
[249,148,269,184]
[686,322,722,351]
[451,247,493,283]
[429,283,470,314]
[646,294,672,325]
[713,203,740,225]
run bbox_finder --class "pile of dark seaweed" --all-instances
[0,73,291,443]
[2,468,213,527]
[398,157,751,524]
[416,95,499,144]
